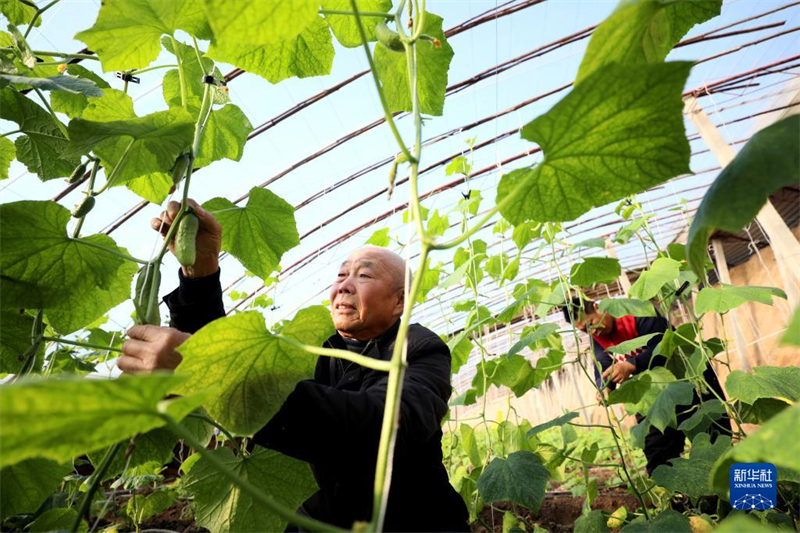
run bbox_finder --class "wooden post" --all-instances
[684,96,800,309]
[711,239,755,371]
[605,239,632,296]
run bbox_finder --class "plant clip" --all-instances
[203,74,217,85]
[115,72,140,84]
[674,280,691,298]
[461,190,472,200]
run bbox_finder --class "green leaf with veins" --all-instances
[687,116,800,276]
[74,0,211,71]
[124,172,174,204]
[694,284,786,314]
[605,333,660,355]
[629,257,680,301]
[0,0,42,27]
[174,307,334,435]
[0,201,138,334]
[374,12,454,116]
[576,0,721,83]
[366,227,390,247]
[185,446,318,533]
[0,374,200,468]
[569,257,621,287]
[0,74,103,96]
[203,188,299,280]
[598,298,656,318]
[725,366,800,405]
[498,62,692,224]
[195,104,253,168]
[648,381,694,432]
[415,258,442,304]
[88,427,177,482]
[477,451,549,513]
[652,433,730,498]
[322,0,392,47]
[0,88,79,181]
[621,510,691,532]
[447,331,473,374]
[68,89,194,199]
[0,136,14,180]
[207,16,334,85]
[28,508,87,533]
[0,458,70,519]
[0,309,44,374]
[161,36,215,113]
[50,65,111,119]
[204,0,318,47]
[710,403,800,493]
[574,510,607,533]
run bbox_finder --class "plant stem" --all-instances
[34,87,69,137]
[31,50,98,60]
[72,442,121,532]
[319,9,395,18]
[43,336,123,353]
[186,412,243,456]
[164,416,347,532]
[23,0,60,39]
[70,238,150,265]
[131,64,178,75]
[191,36,207,75]
[350,0,415,165]
[92,138,135,195]
[278,336,392,372]
[170,35,187,110]
[0,129,21,138]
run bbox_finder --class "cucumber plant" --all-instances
[1,0,799,532]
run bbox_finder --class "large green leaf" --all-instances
[652,433,730,497]
[447,331,473,374]
[597,298,656,318]
[161,36,215,113]
[203,188,299,280]
[694,284,786,314]
[569,257,621,287]
[74,0,211,71]
[477,451,549,513]
[0,374,200,468]
[0,0,42,27]
[373,12,454,116]
[574,510,608,533]
[323,0,392,47]
[576,0,721,83]
[606,332,660,355]
[68,89,194,200]
[0,88,79,180]
[725,366,800,405]
[174,307,334,435]
[50,64,111,119]
[207,16,334,84]
[687,116,800,276]
[184,445,317,533]
[28,508,87,533]
[497,61,692,224]
[0,201,138,334]
[0,458,70,519]
[629,258,680,301]
[195,104,253,168]
[648,381,694,432]
[0,135,13,180]
[0,74,103,96]
[203,0,318,47]
[710,403,800,492]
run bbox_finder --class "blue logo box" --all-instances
[730,463,777,510]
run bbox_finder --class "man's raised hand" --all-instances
[602,360,636,385]
[151,199,222,278]
[118,325,189,374]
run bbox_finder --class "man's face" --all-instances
[573,305,613,336]
[329,249,405,341]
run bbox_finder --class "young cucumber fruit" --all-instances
[133,266,161,326]
[375,21,404,52]
[71,196,95,218]
[174,212,199,269]
[171,153,192,186]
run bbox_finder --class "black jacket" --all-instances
[165,269,470,532]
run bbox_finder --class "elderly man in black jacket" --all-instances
[118,200,470,532]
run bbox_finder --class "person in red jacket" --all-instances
[562,297,731,475]
[118,200,470,532]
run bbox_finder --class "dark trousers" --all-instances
[638,365,732,475]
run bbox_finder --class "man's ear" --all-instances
[394,289,405,316]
